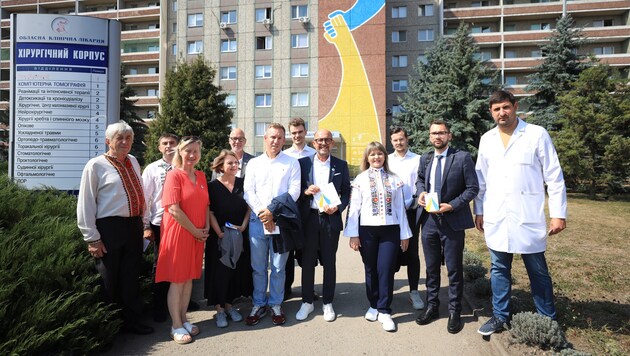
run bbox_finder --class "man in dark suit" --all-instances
[414,119,479,334]
[212,128,254,181]
[295,129,351,322]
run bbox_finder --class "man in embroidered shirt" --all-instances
[282,118,316,300]
[474,90,567,336]
[77,122,154,335]
[244,123,301,326]
[142,133,178,322]
[388,127,424,311]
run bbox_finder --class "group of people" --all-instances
[77,90,567,344]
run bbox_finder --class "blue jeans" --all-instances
[249,216,289,307]
[489,248,556,321]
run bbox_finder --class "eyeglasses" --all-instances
[314,138,333,144]
[229,137,246,142]
[429,131,449,137]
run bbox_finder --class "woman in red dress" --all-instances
[156,136,209,344]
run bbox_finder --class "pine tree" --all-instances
[556,65,630,198]
[119,66,148,165]
[526,14,591,131]
[145,56,232,176]
[394,23,497,157]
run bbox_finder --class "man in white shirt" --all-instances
[244,123,301,326]
[388,127,424,310]
[282,118,316,300]
[142,133,178,322]
[474,90,567,336]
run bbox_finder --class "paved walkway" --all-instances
[106,239,504,355]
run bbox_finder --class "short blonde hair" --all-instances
[172,136,202,168]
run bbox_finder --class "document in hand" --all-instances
[425,192,440,212]
[314,182,342,212]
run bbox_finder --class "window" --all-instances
[172,44,177,55]
[172,22,177,33]
[225,94,236,108]
[147,88,159,96]
[418,29,434,42]
[129,68,138,75]
[530,23,551,31]
[256,36,273,50]
[473,52,491,61]
[220,66,237,80]
[291,5,308,19]
[291,34,308,48]
[593,47,614,55]
[593,19,614,27]
[172,1,177,11]
[255,94,272,107]
[418,54,428,64]
[471,26,491,33]
[531,50,542,57]
[221,10,237,24]
[505,76,517,86]
[391,104,405,116]
[504,0,514,4]
[392,80,408,92]
[418,4,434,16]
[148,24,158,30]
[392,55,408,68]
[255,8,272,22]
[291,63,309,77]
[148,67,158,74]
[255,122,270,136]
[392,30,407,43]
[504,24,516,32]
[255,65,272,79]
[188,13,203,27]
[187,40,202,54]
[148,45,159,52]
[505,50,516,59]
[471,1,490,7]
[147,111,156,119]
[291,92,309,107]
[221,39,237,52]
[392,6,407,18]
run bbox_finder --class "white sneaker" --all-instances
[409,290,425,310]
[322,303,336,322]
[378,313,396,332]
[295,302,314,321]
[364,307,378,322]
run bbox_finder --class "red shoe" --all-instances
[271,305,286,325]
[245,305,267,326]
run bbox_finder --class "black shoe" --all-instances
[447,312,464,334]
[416,306,439,325]
[122,322,154,335]
[187,300,200,312]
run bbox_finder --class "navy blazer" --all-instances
[298,155,351,232]
[416,147,479,232]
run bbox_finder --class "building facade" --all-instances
[2,0,629,166]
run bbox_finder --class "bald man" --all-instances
[229,128,255,178]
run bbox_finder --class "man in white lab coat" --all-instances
[474,90,567,336]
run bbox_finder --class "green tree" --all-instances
[556,65,630,198]
[526,15,591,131]
[145,56,232,176]
[119,66,147,165]
[394,23,497,156]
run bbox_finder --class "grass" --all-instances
[464,194,630,355]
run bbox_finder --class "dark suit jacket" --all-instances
[298,155,351,232]
[416,147,479,232]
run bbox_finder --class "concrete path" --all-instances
[106,239,503,355]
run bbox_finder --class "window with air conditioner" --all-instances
[255,65,272,79]
[291,5,308,19]
[291,63,309,77]
[255,8,272,22]
[221,10,237,24]
[220,66,237,80]
[419,4,434,16]
[188,13,203,27]
[255,94,272,107]
[418,29,434,42]
[256,36,273,50]
[392,55,408,68]
[187,41,203,54]
[291,92,309,107]
[392,80,408,92]
[221,39,237,52]
[392,30,407,43]
[291,34,308,48]
[392,6,407,19]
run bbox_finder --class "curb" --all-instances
[461,288,511,356]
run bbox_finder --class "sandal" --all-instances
[183,321,200,336]
[170,327,192,344]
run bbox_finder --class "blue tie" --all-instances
[434,156,443,200]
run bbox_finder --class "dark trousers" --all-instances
[401,208,421,291]
[95,216,144,324]
[301,210,340,304]
[359,225,400,314]
[150,223,169,316]
[421,214,465,313]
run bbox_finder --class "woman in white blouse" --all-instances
[345,142,412,332]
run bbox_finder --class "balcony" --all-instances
[124,74,159,85]
[130,97,159,107]
[121,29,160,41]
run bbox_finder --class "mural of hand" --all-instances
[323,0,385,35]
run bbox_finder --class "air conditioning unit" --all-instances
[299,16,310,24]
[219,22,229,29]
[262,18,273,26]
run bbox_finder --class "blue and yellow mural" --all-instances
[318,0,386,170]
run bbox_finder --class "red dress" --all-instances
[156,169,209,283]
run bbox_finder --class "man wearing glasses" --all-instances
[228,128,254,178]
[295,129,351,322]
[415,120,479,334]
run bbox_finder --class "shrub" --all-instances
[554,348,591,356]
[463,249,483,267]
[471,277,492,297]
[509,312,570,351]
[0,174,119,354]
[464,264,488,281]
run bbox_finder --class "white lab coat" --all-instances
[474,119,567,253]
